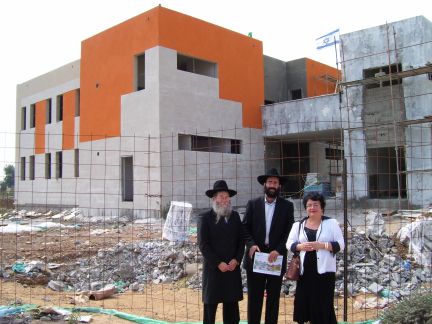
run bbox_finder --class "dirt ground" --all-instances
[0,219,388,323]
[0,281,381,323]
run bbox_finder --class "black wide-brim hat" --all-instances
[257,168,288,185]
[205,180,237,198]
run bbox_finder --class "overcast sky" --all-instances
[0,0,431,174]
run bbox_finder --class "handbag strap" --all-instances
[294,217,307,255]
[297,217,307,238]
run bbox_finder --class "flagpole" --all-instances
[333,35,339,77]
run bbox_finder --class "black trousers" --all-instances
[246,270,283,324]
[203,301,240,324]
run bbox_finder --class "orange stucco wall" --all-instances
[63,90,76,150]
[80,6,264,142]
[35,101,45,154]
[158,8,264,129]
[305,58,340,97]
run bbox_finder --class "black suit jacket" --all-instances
[242,196,295,274]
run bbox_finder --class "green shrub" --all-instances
[380,291,432,324]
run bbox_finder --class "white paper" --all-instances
[252,252,283,276]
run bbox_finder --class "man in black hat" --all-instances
[242,168,295,324]
[197,180,245,324]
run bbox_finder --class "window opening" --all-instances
[21,107,26,130]
[368,147,406,198]
[56,151,63,179]
[121,156,134,201]
[20,157,26,181]
[363,63,402,89]
[29,155,35,180]
[74,149,79,177]
[45,153,51,179]
[30,104,36,128]
[178,134,241,154]
[75,90,80,117]
[291,89,302,100]
[56,95,63,122]
[136,54,145,91]
[177,54,217,78]
[46,99,52,124]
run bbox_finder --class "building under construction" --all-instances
[15,7,432,215]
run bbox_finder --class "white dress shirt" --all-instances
[264,197,276,245]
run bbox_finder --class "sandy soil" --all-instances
[0,280,382,323]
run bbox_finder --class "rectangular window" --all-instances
[178,134,241,154]
[364,63,402,89]
[325,148,344,160]
[56,95,63,122]
[56,151,63,179]
[30,104,36,128]
[29,155,35,180]
[121,156,133,201]
[21,107,26,130]
[74,149,79,177]
[46,99,52,124]
[291,89,302,100]
[20,157,26,181]
[177,54,218,78]
[368,147,406,199]
[45,153,51,179]
[135,54,145,91]
[75,89,80,117]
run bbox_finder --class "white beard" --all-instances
[212,200,232,224]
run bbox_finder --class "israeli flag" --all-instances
[316,29,340,50]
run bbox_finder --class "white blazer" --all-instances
[286,217,344,275]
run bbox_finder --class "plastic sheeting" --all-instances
[397,217,432,266]
[162,201,192,242]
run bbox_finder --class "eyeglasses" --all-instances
[306,204,321,209]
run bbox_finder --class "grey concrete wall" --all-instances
[363,86,405,148]
[157,47,264,210]
[262,94,342,136]
[263,55,288,103]
[341,15,432,205]
[285,58,307,100]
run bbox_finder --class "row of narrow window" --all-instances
[20,150,79,181]
[21,90,80,131]
[19,132,240,183]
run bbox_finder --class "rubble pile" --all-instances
[338,231,430,297]
[282,229,431,302]
[49,240,201,292]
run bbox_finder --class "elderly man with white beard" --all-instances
[197,180,245,324]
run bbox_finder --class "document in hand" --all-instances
[252,252,283,276]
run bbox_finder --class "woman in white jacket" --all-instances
[286,192,344,324]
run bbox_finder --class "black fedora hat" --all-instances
[205,180,237,198]
[257,168,288,185]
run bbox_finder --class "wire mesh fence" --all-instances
[1,117,431,323]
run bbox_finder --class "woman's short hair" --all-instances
[302,192,326,211]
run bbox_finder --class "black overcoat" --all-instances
[242,196,295,274]
[197,209,245,304]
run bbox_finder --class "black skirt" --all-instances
[293,250,337,324]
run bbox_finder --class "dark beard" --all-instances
[264,186,280,198]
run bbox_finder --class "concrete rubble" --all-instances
[43,240,201,292]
